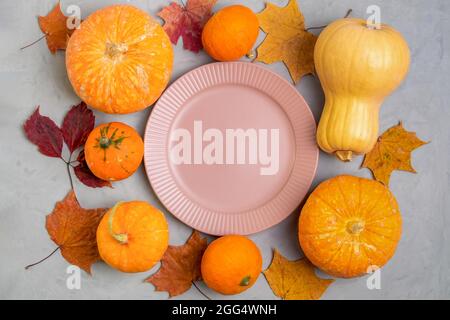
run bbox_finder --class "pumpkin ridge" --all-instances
[322,238,347,265]
[299,230,339,237]
[344,241,354,276]
[335,176,356,217]
[363,226,400,241]
[313,194,348,220]
[360,185,388,221]
[365,214,399,226]
[360,235,389,260]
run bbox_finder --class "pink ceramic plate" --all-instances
[144,62,318,235]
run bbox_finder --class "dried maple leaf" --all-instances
[146,231,208,297]
[38,1,74,54]
[23,107,63,158]
[158,0,217,53]
[74,150,112,188]
[46,191,107,274]
[256,0,317,83]
[61,102,95,153]
[264,250,334,300]
[362,122,428,186]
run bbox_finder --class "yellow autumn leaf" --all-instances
[256,0,317,83]
[264,250,334,300]
[362,122,428,186]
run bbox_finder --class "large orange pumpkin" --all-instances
[97,201,169,273]
[66,5,173,114]
[84,122,144,181]
[299,175,402,278]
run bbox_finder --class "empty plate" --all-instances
[144,62,318,235]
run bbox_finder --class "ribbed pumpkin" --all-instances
[66,5,173,114]
[299,175,402,278]
[314,18,410,161]
[84,122,144,181]
[97,201,169,273]
[202,5,259,61]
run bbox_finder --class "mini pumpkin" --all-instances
[201,235,262,295]
[66,5,173,114]
[202,5,259,61]
[299,175,402,278]
[84,122,144,181]
[97,201,169,273]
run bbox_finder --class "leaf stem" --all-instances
[344,9,353,18]
[305,9,352,32]
[66,153,74,190]
[25,247,60,270]
[59,154,75,190]
[192,281,212,300]
[20,34,47,51]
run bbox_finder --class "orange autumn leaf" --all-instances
[256,0,317,83]
[46,191,107,274]
[264,250,334,300]
[362,122,428,186]
[38,1,74,53]
[146,231,208,297]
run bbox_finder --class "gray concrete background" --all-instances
[0,0,449,300]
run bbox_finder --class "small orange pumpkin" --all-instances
[299,175,402,278]
[84,122,143,181]
[97,201,169,273]
[66,5,173,114]
[201,235,262,295]
[202,5,259,61]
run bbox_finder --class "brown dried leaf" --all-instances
[46,191,107,274]
[146,231,208,297]
[38,1,74,53]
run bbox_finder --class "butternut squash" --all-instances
[315,18,410,161]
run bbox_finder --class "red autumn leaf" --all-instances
[23,107,63,158]
[158,0,217,53]
[46,191,107,274]
[74,150,112,189]
[61,102,95,153]
[146,231,208,297]
[38,1,75,54]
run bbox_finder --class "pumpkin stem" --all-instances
[240,275,251,286]
[105,42,128,59]
[336,150,353,162]
[346,220,365,235]
[108,202,128,244]
[99,136,111,149]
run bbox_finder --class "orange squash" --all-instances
[97,201,169,273]
[66,5,173,114]
[201,235,262,295]
[298,175,402,278]
[202,5,259,61]
[84,122,144,181]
